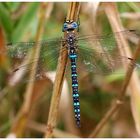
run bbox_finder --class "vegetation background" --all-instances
[0,2,140,138]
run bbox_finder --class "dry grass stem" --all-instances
[45,2,81,138]
[89,40,140,138]
[120,12,140,20]
[11,3,28,20]
[89,3,140,137]
[27,121,79,138]
[67,2,81,21]
[104,3,140,136]
[0,28,8,69]
[10,3,52,137]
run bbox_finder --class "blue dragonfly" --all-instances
[1,20,140,127]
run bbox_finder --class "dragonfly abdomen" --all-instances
[63,19,80,127]
[69,53,81,127]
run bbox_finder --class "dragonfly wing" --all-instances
[77,30,139,52]
[6,37,62,59]
[77,40,139,75]
[6,38,65,84]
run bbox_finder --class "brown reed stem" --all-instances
[89,3,140,137]
[0,27,8,69]
[27,121,79,138]
[45,2,81,138]
[11,3,53,137]
[11,3,28,20]
[89,40,140,138]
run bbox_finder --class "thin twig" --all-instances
[26,121,79,138]
[10,3,52,137]
[89,40,140,138]
[89,2,140,137]
[104,3,140,136]
[45,2,81,138]
[120,12,140,20]
[11,3,28,20]
[0,27,7,69]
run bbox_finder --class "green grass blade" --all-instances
[12,3,40,42]
[126,2,140,12]
[0,3,13,40]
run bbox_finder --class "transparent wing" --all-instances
[5,37,62,58]
[77,47,138,75]
[6,30,137,59]
[77,30,138,51]
[77,30,140,75]
[4,30,140,84]
[5,38,66,83]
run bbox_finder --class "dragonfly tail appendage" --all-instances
[70,54,81,127]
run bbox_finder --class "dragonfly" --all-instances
[1,20,140,127]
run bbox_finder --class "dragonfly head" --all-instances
[63,20,79,32]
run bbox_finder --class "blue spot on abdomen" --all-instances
[69,54,77,58]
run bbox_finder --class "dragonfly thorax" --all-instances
[64,32,78,56]
[67,35,76,45]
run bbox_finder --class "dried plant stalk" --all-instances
[104,3,140,136]
[27,121,79,138]
[10,3,53,137]
[120,12,140,20]
[89,3,140,137]
[11,3,28,20]
[89,40,140,138]
[45,2,81,138]
[0,28,8,69]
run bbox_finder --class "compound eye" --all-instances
[63,23,68,30]
[63,23,67,27]
[72,22,78,28]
